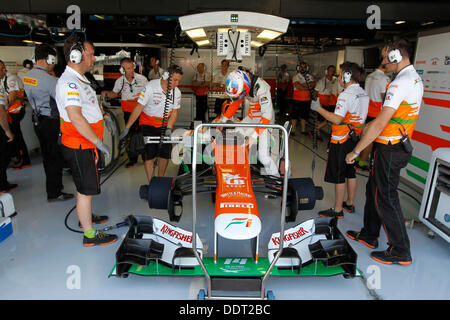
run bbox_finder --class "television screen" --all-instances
[363,47,381,69]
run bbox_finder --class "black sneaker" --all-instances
[79,214,109,228]
[346,230,378,249]
[83,231,118,247]
[318,208,344,219]
[370,246,412,265]
[343,202,355,213]
[47,192,75,202]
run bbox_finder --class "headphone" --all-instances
[387,48,403,64]
[69,38,84,64]
[46,54,56,65]
[342,69,352,84]
[162,64,182,80]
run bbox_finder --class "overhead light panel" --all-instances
[196,39,210,46]
[257,30,282,40]
[155,33,163,37]
[186,28,207,39]
[421,21,434,26]
[138,33,145,37]
[251,40,264,47]
[395,20,406,24]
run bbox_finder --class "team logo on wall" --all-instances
[445,56,450,65]
[430,57,439,65]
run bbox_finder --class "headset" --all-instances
[46,54,56,65]
[387,48,403,64]
[162,64,183,81]
[69,37,85,64]
[342,69,352,85]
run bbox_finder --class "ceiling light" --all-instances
[58,32,65,36]
[138,33,145,37]
[22,40,34,44]
[251,40,264,47]
[155,33,163,37]
[421,21,434,26]
[395,20,406,24]
[257,30,282,40]
[335,37,343,40]
[196,39,210,46]
[186,28,207,39]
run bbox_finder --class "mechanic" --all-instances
[0,61,30,170]
[212,59,231,117]
[345,39,423,265]
[101,57,148,168]
[0,82,16,193]
[355,53,390,172]
[23,44,74,202]
[192,62,210,122]
[291,61,315,136]
[56,34,116,247]
[276,64,290,117]
[218,68,279,177]
[147,56,165,80]
[314,65,337,142]
[119,65,183,182]
[316,62,369,219]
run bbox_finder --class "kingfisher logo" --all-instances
[224,218,253,230]
[224,173,246,186]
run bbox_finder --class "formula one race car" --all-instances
[111,123,358,300]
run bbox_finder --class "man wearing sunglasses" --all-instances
[101,58,148,168]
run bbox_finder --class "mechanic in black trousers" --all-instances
[23,44,74,202]
[345,39,424,265]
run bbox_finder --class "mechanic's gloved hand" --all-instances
[119,127,130,142]
[104,116,116,136]
[95,140,111,163]
[164,128,172,137]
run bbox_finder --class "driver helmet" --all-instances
[225,69,251,99]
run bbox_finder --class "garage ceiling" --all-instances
[1,0,449,53]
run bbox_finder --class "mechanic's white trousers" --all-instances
[239,117,279,177]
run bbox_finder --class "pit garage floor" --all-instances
[1,131,449,300]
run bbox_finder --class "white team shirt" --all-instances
[148,67,165,80]
[1,72,23,93]
[292,73,314,89]
[365,69,390,103]
[213,70,230,87]
[383,65,423,112]
[315,76,337,95]
[112,73,148,101]
[138,79,181,118]
[55,66,102,124]
[332,84,369,142]
[0,87,6,110]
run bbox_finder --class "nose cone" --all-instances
[215,213,261,240]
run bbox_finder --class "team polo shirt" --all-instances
[192,72,210,96]
[1,73,25,114]
[331,84,369,144]
[148,67,165,80]
[137,79,181,128]
[56,66,104,149]
[315,76,337,106]
[293,73,314,101]
[376,65,423,145]
[365,69,390,118]
[112,73,148,112]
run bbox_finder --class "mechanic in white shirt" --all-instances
[314,65,337,141]
[148,56,165,80]
[212,59,231,117]
[120,65,183,182]
[101,57,148,167]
